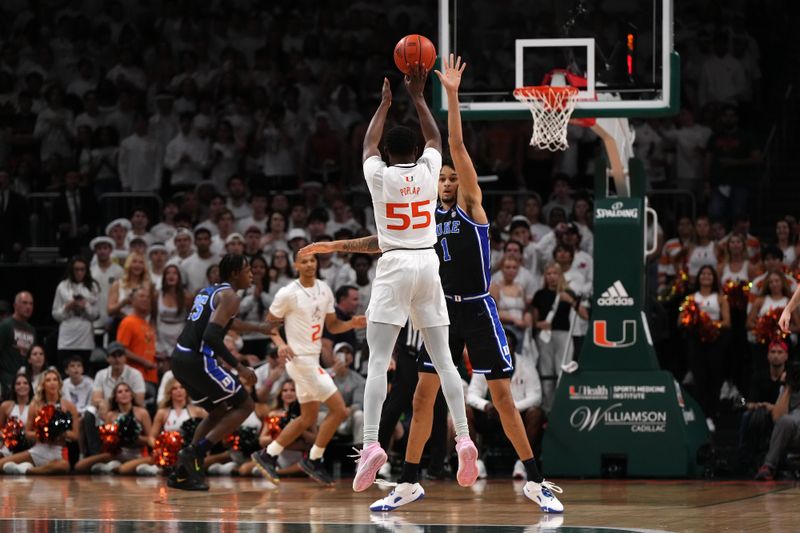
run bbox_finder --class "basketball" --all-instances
[393,34,437,75]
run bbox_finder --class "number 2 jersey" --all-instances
[435,203,491,297]
[269,279,335,356]
[363,147,442,252]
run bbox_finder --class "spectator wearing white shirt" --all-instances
[523,195,551,245]
[542,174,574,223]
[105,89,137,140]
[81,125,121,196]
[210,124,244,195]
[508,219,539,273]
[148,92,179,155]
[180,228,218,294]
[118,115,163,192]
[210,209,237,256]
[195,194,225,236]
[166,223,195,260]
[326,197,363,236]
[33,85,74,162]
[224,175,252,221]
[150,200,180,244]
[61,355,94,415]
[51,257,99,368]
[570,197,594,256]
[105,49,147,92]
[237,190,269,234]
[164,112,209,191]
[698,31,747,109]
[66,58,97,100]
[661,109,712,205]
[89,236,124,344]
[126,207,154,247]
[74,91,103,133]
[466,331,544,476]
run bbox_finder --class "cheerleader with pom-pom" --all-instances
[0,369,78,474]
[117,378,206,475]
[0,374,32,457]
[74,382,151,473]
[747,271,798,363]
[680,265,730,433]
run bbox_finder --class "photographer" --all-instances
[754,361,800,480]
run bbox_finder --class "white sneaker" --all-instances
[17,462,32,474]
[90,462,106,474]
[476,459,488,480]
[523,480,564,513]
[3,462,20,474]
[377,461,392,479]
[104,460,121,473]
[512,459,526,480]
[207,463,222,475]
[218,461,237,475]
[369,482,425,512]
[135,464,159,476]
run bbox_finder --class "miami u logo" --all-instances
[404,175,414,182]
[593,320,636,348]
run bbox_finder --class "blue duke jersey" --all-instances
[435,204,491,296]
[176,283,235,354]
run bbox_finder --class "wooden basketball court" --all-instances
[1,476,796,531]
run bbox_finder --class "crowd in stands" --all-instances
[0,0,796,482]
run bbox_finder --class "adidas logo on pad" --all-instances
[597,280,634,307]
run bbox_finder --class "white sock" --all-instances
[267,441,284,456]
[309,444,325,461]
[363,321,402,445]
[420,325,469,438]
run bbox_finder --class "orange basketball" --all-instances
[394,34,437,75]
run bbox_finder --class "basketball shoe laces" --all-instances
[539,481,563,498]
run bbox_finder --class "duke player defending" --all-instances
[168,255,282,491]
[251,252,366,485]
[300,56,564,513]
[348,65,478,493]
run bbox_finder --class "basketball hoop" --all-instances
[514,69,596,152]
[513,85,579,152]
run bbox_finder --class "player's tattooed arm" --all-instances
[298,236,381,257]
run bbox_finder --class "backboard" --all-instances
[436,0,678,119]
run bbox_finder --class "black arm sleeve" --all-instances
[203,323,239,368]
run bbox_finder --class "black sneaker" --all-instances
[167,471,209,491]
[299,457,335,486]
[168,446,208,491]
[251,449,280,483]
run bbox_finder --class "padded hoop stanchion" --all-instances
[513,85,580,152]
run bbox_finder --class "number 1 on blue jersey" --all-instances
[441,237,452,262]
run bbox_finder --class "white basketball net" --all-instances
[513,86,579,152]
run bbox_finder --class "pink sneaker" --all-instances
[352,443,387,492]
[455,435,479,487]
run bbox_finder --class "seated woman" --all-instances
[205,397,271,476]
[74,382,152,473]
[118,378,206,475]
[248,379,315,477]
[0,369,79,474]
[0,373,33,457]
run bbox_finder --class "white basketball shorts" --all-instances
[285,355,338,404]
[366,248,449,329]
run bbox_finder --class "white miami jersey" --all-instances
[364,147,441,252]
[269,279,335,356]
